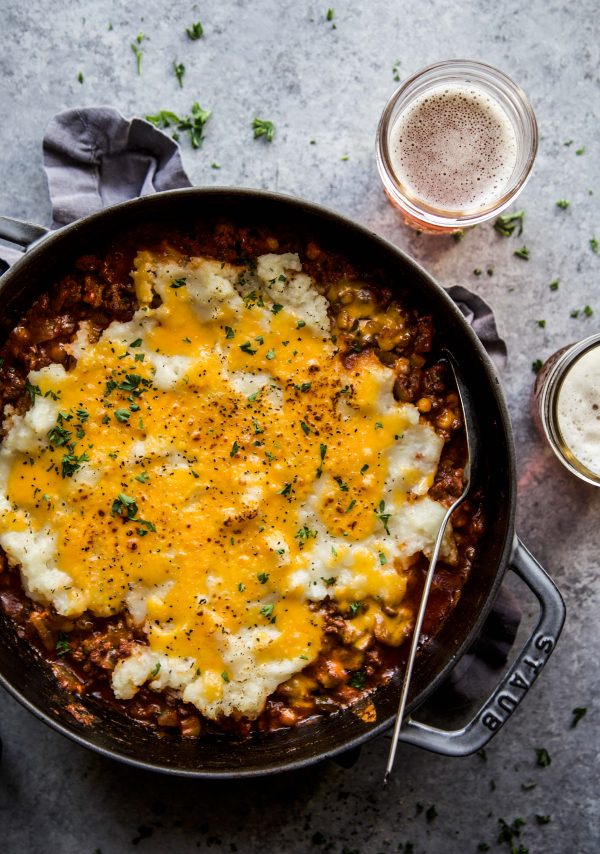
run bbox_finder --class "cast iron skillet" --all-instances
[0,188,565,777]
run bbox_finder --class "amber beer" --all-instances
[376,61,538,233]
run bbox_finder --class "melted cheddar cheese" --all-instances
[0,251,454,720]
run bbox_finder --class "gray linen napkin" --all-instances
[0,107,517,729]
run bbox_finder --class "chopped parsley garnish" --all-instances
[48,425,72,447]
[360,464,369,475]
[114,408,131,422]
[259,603,274,619]
[238,583,246,592]
[590,236,599,254]
[321,576,336,587]
[61,451,89,479]
[111,492,138,519]
[271,303,284,314]
[300,421,311,435]
[326,8,334,21]
[549,279,560,291]
[77,72,84,84]
[316,443,327,478]
[514,246,530,260]
[535,815,551,825]
[296,319,306,328]
[535,747,551,767]
[257,572,269,584]
[348,671,365,689]
[378,551,387,565]
[494,209,525,237]
[295,382,311,392]
[25,381,43,403]
[150,662,161,677]
[571,706,587,728]
[584,305,593,317]
[265,348,276,360]
[252,118,275,142]
[129,338,142,348]
[295,526,317,548]
[173,61,185,88]
[278,482,292,497]
[532,359,543,374]
[345,499,356,513]
[240,341,257,355]
[334,476,349,492]
[230,441,240,457]
[186,21,203,40]
[221,671,230,682]
[556,199,569,209]
[135,471,149,483]
[537,320,546,328]
[55,633,70,657]
[576,146,586,155]
[247,389,261,402]
[392,58,401,82]
[170,277,187,289]
[225,326,235,339]
[374,499,391,534]
[146,102,211,149]
[348,602,363,617]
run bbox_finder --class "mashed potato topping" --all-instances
[0,250,452,720]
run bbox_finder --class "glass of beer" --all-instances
[376,60,538,233]
[532,334,600,487]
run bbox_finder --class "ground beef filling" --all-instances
[0,220,484,739]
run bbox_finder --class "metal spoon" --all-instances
[384,349,479,784]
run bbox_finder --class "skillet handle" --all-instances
[396,537,566,756]
[0,216,50,249]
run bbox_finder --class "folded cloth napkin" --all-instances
[0,107,518,727]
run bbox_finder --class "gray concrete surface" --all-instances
[0,1,598,852]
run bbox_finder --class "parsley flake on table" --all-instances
[531,359,543,374]
[77,72,84,84]
[556,199,570,209]
[392,59,401,82]
[590,236,599,254]
[549,279,560,291]
[186,21,203,40]
[130,33,146,75]
[570,706,587,728]
[494,209,525,237]
[146,103,211,149]
[252,118,275,142]
[514,246,530,260]
[173,61,185,88]
[537,319,546,328]
[535,746,551,767]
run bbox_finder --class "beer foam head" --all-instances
[389,83,518,213]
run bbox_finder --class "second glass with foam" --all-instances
[376,60,538,233]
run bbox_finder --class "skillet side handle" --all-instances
[396,537,566,757]
[0,216,50,249]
